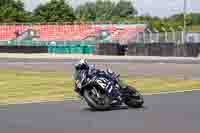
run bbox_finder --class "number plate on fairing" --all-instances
[95,77,110,89]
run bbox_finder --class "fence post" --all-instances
[178,26,184,44]
[143,32,146,44]
[146,28,152,43]
[169,27,175,43]
[161,27,168,43]
[153,28,159,43]
[136,32,139,43]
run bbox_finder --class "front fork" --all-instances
[112,79,129,102]
[106,82,124,104]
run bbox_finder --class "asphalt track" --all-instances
[1,58,200,79]
[0,91,200,133]
[0,57,200,133]
[1,57,200,64]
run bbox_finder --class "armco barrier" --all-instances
[128,43,200,57]
[95,42,121,55]
[128,43,148,56]
[0,46,48,53]
[0,45,95,54]
[0,40,96,54]
[184,43,200,57]
[147,43,176,56]
[0,41,199,56]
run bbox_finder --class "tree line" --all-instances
[0,0,199,31]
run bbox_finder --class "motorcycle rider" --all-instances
[74,59,122,102]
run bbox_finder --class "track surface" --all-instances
[0,58,200,79]
[0,58,200,133]
[0,91,200,133]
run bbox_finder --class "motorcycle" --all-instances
[73,65,144,110]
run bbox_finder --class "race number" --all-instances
[96,77,109,88]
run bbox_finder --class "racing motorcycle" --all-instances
[73,65,144,110]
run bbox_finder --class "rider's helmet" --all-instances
[75,59,90,71]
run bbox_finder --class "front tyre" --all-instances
[83,88,111,110]
[124,86,144,108]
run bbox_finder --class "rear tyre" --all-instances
[124,86,144,108]
[83,88,111,110]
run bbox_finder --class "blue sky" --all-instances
[24,0,200,17]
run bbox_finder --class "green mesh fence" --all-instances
[47,45,95,54]
[0,40,121,54]
[0,40,97,54]
[0,40,97,46]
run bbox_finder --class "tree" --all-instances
[188,13,200,25]
[112,0,137,18]
[0,0,31,23]
[76,0,115,21]
[95,0,116,21]
[75,2,96,21]
[0,0,24,11]
[75,0,138,22]
[33,0,76,22]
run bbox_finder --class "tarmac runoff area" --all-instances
[0,54,200,133]
[0,91,200,133]
[0,53,200,64]
[0,54,200,79]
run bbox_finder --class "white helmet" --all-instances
[75,59,89,71]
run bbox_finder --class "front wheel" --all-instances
[123,86,144,108]
[83,88,111,110]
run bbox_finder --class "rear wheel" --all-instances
[123,86,144,108]
[83,87,111,110]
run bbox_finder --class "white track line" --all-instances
[64,88,200,98]
[144,88,200,96]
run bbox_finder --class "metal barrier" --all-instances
[135,29,200,44]
[0,46,48,53]
[95,42,122,55]
[135,31,184,44]
[128,43,200,57]
[0,40,96,54]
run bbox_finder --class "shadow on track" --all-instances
[82,105,148,112]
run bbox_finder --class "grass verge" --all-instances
[0,69,200,105]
